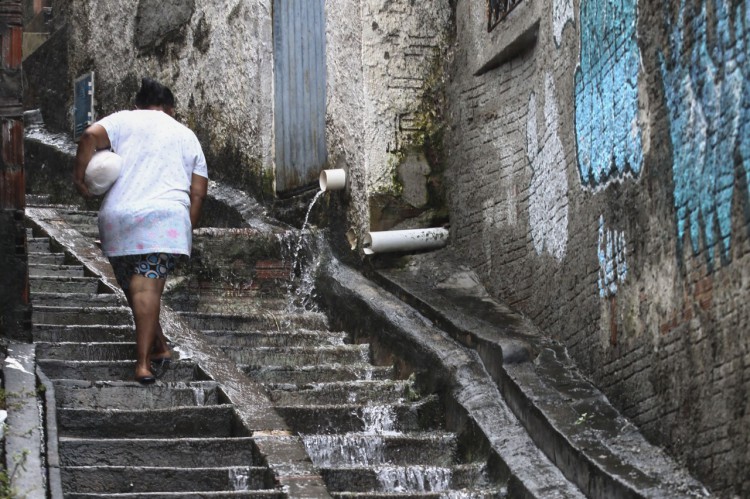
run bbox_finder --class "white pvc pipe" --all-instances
[363,228,449,255]
[319,169,346,191]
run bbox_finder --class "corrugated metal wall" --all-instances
[273,0,327,193]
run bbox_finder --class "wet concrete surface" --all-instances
[356,248,709,498]
[24,206,329,498]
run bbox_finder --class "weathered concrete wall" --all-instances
[444,0,750,495]
[25,0,453,238]
[324,0,368,253]
[36,0,275,198]
[324,0,454,251]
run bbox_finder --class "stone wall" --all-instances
[325,0,454,249]
[443,0,750,494]
[24,0,453,238]
[30,0,275,198]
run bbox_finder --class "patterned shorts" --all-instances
[109,253,177,291]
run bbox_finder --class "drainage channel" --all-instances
[27,216,284,498]
[29,204,508,497]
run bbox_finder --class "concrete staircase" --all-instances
[170,287,506,497]
[27,222,284,498]
[27,207,511,497]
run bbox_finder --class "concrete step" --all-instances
[55,210,99,225]
[38,359,207,383]
[32,305,132,326]
[53,380,225,410]
[57,404,247,439]
[203,329,348,348]
[302,432,458,467]
[320,463,488,493]
[169,296,289,314]
[221,344,370,367]
[61,466,273,494]
[28,252,66,264]
[268,380,416,406]
[276,396,442,434]
[328,491,504,498]
[177,310,328,331]
[28,237,52,252]
[58,437,262,467]
[33,324,133,343]
[242,364,394,384]
[29,263,85,278]
[61,490,284,498]
[37,342,137,361]
[30,276,102,294]
[26,193,51,205]
[67,226,99,238]
[31,292,121,307]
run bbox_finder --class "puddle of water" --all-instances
[302,434,386,467]
[376,466,452,493]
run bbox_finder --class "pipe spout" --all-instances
[320,169,346,191]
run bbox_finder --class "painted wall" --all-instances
[444,0,750,494]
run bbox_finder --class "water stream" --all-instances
[376,466,452,492]
[229,467,250,491]
[302,434,386,467]
[278,190,325,315]
[360,405,397,434]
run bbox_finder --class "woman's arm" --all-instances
[189,173,208,227]
[73,124,112,198]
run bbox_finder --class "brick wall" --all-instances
[441,0,750,494]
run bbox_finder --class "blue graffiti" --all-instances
[659,0,747,264]
[741,3,750,227]
[575,0,643,187]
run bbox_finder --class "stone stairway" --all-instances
[168,264,507,496]
[27,223,285,498]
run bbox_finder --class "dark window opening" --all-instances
[487,0,523,32]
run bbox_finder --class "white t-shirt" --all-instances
[96,110,208,257]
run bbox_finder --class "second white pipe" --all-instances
[363,228,449,255]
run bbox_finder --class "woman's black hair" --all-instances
[134,77,167,109]
[162,87,175,109]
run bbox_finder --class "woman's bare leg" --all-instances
[151,323,172,361]
[125,284,172,362]
[128,275,166,381]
